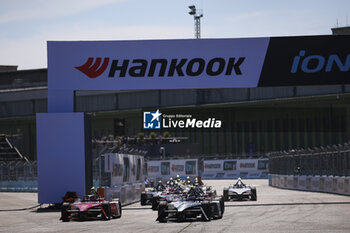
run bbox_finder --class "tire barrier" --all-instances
[269,174,350,196]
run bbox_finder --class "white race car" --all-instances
[223,178,257,201]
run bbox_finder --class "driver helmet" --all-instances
[90,186,98,195]
[194,177,200,186]
[157,180,164,190]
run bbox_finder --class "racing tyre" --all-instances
[219,196,225,214]
[112,201,122,218]
[223,188,229,202]
[151,197,159,210]
[117,201,122,218]
[218,205,224,219]
[211,201,223,220]
[251,188,257,201]
[60,202,70,222]
[216,203,224,219]
[201,201,212,221]
[102,202,111,220]
[140,192,147,206]
[157,201,167,223]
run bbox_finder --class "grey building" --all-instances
[332,26,350,35]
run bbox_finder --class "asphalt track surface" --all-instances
[1,179,350,233]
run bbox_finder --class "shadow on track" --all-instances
[0,204,42,212]
[224,201,350,207]
[123,207,152,210]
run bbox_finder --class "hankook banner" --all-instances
[48,38,268,90]
[48,35,350,92]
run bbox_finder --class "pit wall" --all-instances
[269,174,350,196]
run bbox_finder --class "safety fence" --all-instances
[0,161,37,192]
[269,143,350,177]
[269,143,350,196]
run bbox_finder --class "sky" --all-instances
[0,0,349,70]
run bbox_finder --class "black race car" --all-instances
[151,184,184,210]
[156,186,224,222]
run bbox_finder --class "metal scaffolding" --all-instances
[188,5,203,39]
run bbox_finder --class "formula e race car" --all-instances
[156,186,224,222]
[223,178,257,201]
[141,189,162,206]
[60,194,122,221]
[141,180,167,206]
[146,177,218,210]
[156,197,224,222]
[150,182,185,210]
[151,191,183,210]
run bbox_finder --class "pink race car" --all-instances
[60,195,122,221]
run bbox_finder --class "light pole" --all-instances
[188,5,203,39]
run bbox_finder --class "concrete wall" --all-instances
[269,174,350,196]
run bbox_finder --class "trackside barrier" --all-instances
[147,158,269,180]
[324,177,333,193]
[0,161,37,192]
[269,174,350,196]
[201,158,269,179]
[147,159,199,181]
[287,176,293,189]
[100,153,145,205]
[0,180,37,192]
[201,171,269,179]
[268,174,272,186]
[337,177,345,194]
[101,182,145,206]
[344,178,350,194]
[298,176,306,190]
[311,176,320,192]
[306,177,311,190]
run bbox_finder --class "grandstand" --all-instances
[0,135,28,162]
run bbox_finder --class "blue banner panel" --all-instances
[37,113,87,203]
